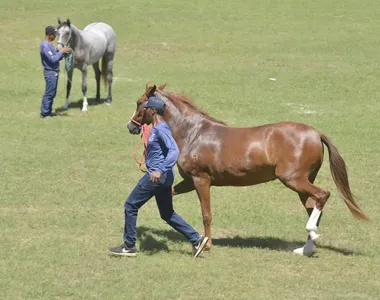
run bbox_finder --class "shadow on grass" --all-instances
[55,98,109,113]
[135,226,361,256]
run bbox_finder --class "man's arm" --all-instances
[155,130,179,174]
[42,45,63,63]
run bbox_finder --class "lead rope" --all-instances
[133,124,152,172]
[62,26,74,72]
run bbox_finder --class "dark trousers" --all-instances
[124,172,199,247]
[40,70,59,116]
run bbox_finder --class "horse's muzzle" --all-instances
[127,121,141,135]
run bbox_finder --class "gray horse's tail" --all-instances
[101,56,108,89]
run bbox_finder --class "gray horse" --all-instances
[56,18,116,112]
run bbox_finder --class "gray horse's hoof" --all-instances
[106,98,112,105]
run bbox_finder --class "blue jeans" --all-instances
[124,172,200,247]
[40,70,59,116]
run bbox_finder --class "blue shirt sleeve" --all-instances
[156,129,179,174]
[41,44,63,63]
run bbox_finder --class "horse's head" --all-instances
[56,18,72,50]
[126,83,167,134]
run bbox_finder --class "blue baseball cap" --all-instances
[142,96,166,114]
[45,26,57,35]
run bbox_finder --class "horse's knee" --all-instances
[107,72,113,82]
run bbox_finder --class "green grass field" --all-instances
[1,0,380,299]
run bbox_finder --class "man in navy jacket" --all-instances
[39,25,70,118]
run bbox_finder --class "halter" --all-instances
[58,25,75,72]
[57,24,72,47]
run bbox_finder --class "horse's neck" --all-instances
[164,101,206,147]
[70,25,83,49]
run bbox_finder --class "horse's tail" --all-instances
[320,134,369,221]
[101,56,108,89]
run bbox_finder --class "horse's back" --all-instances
[84,22,116,43]
[83,22,116,55]
[241,121,322,155]
[84,22,115,34]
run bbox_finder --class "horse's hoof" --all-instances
[293,239,315,257]
[204,241,212,251]
[81,108,88,112]
[62,105,68,110]
[106,99,112,105]
[293,247,314,257]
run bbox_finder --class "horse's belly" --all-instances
[211,165,277,186]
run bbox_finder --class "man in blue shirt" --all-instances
[109,96,209,258]
[39,26,70,118]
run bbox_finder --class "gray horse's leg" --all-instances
[63,69,73,110]
[106,59,113,104]
[81,65,89,112]
[92,62,101,101]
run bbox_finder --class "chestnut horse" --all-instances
[126,84,369,256]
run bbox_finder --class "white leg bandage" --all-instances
[82,97,88,112]
[306,207,321,241]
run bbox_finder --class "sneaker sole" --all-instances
[109,251,137,257]
[193,237,209,258]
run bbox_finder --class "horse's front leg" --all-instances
[192,176,212,249]
[81,65,88,112]
[63,69,73,110]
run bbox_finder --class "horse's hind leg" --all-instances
[295,169,325,256]
[106,58,114,104]
[92,62,101,101]
[278,170,330,256]
[101,48,114,105]
[299,169,324,237]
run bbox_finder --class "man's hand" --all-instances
[150,171,161,183]
[60,47,71,54]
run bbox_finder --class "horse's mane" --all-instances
[159,90,227,125]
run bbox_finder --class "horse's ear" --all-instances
[146,85,156,97]
[145,82,153,91]
[58,17,61,25]
[67,18,71,27]
[158,83,167,91]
